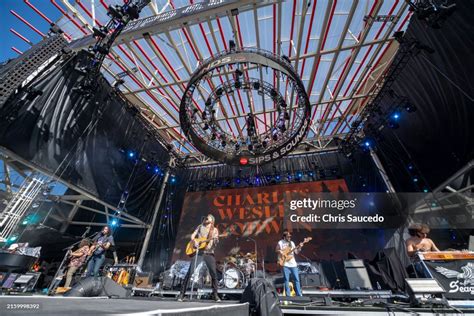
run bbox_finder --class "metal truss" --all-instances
[8,0,413,163]
[0,147,148,242]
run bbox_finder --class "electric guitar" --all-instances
[185,233,228,257]
[277,237,312,267]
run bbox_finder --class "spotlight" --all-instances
[279,99,287,108]
[283,112,290,120]
[128,151,136,158]
[8,236,18,242]
[205,98,212,107]
[235,178,241,184]
[203,123,209,130]
[270,88,277,97]
[170,176,176,184]
[211,133,216,140]
[405,103,417,113]
[266,175,272,181]
[216,88,223,96]
[391,112,400,120]
[235,69,243,77]
[235,80,241,89]
[423,188,429,193]
[154,166,160,174]
[229,40,236,51]
[111,219,118,226]
[413,177,419,183]
[240,157,248,165]
[253,82,260,90]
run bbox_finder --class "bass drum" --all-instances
[223,268,244,288]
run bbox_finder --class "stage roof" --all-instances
[7,0,412,165]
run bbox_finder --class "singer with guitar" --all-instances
[276,230,311,297]
[86,226,115,278]
[178,214,221,302]
[64,239,91,288]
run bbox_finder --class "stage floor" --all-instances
[0,296,248,316]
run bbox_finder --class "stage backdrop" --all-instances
[172,179,389,272]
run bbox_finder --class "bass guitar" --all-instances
[278,237,312,267]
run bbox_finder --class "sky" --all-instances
[0,0,62,63]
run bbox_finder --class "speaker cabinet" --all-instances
[344,259,372,290]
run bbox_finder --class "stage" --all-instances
[0,296,248,316]
[1,294,474,316]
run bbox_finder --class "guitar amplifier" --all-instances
[344,259,372,290]
[300,273,323,288]
[133,272,153,288]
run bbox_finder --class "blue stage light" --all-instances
[111,219,118,226]
[128,151,135,158]
[413,177,419,183]
[8,236,17,242]
[423,188,429,193]
[154,166,160,174]
[391,112,400,120]
[235,178,241,184]
[275,175,281,181]
[170,176,176,184]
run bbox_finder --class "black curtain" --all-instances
[0,51,169,210]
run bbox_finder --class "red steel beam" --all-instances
[10,10,45,37]
[332,10,412,135]
[10,28,33,45]
[308,0,337,125]
[12,47,23,55]
[50,0,89,35]
[320,0,384,136]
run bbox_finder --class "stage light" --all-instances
[128,151,136,158]
[235,69,243,77]
[392,112,400,120]
[235,178,241,184]
[308,171,314,177]
[266,175,272,181]
[22,220,28,225]
[413,177,419,183]
[111,219,118,226]
[240,157,248,165]
[8,236,17,242]
[296,172,303,179]
[408,164,414,170]
[404,102,417,113]
[203,123,209,130]
[235,80,241,89]
[229,40,236,51]
[211,133,217,140]
[253,82,260,90]
[216,88,223,97]
[154,166,160,174]
[255,176,260,184]
[221,140,226,147]
[275,175,281,181]
[170,176,176,184]
[423,188,429,193]
[146,164,151,170]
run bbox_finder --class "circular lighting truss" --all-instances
[180,48,311,166]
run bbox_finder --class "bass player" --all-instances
[178,214,221,302]
[276,230,304,296]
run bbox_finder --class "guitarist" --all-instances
[276,230,303,296]
[86,226,115,278]
[178,214,220,302]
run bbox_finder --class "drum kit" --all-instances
[219,252,257,289]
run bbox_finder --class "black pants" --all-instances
[180,253,218,296]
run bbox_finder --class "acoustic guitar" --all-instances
[185,233,228,257]
[277,237,312,266]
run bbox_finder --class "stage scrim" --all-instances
[173,180,387,271]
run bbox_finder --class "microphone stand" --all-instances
[246,237,258,279]
[48,231,99,295]
[329,253,342,289]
